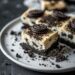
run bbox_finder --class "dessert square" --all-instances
[21,8,44,26]
[21,24,58,52]
[59,18,75,48]
[41,0,67,11]
[36,10,70,31]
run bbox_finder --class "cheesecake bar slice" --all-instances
[59,18,75,48]
[36,10,70,31]
[41,0,67,11]
[21,24,58,52]
[21,8,44,26]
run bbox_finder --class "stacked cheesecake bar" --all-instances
[21,24,58,52]
[21,8,44,26]
[21,9,59,52]
[59,18,75,48]
[36,10,70,31]
[41,0,67,11]
[21,8,75,53]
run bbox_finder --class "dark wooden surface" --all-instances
[0,0,75,75]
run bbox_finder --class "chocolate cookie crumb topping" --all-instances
[53,10,69,21]
[68,19,75,32]
[68,34,73,39]
[40,15,57,27]
[21,23,30,29]
[61,32,66,37]
[27,10,44,18]
[30,24,48,34]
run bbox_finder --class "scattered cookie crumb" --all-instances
[11,49,14,52]
[56,64,61,68]
[16,53,22,58]
[10,31,17,35]
[12,43,15,46]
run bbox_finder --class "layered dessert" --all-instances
[21,24,58,52]
[41,0,67,11]
[36,10,70,31]
[21,8,75,53]
[21,8,44,26]
[59,18,75,48]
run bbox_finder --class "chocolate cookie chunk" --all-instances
[53,10,69,21]
[40,15,57,27]
[30,24,48,34]
[68,19,75,32]
[21,23,30,29]
[27,10,44,18]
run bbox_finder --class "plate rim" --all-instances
[0,17,75,73]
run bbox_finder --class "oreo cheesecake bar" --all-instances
[41,0,67,11]
[60,18,75,48]
[21,24,58,52]
[36,10,70,31]
[21,8,44,26]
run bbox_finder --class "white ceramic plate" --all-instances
[0,17,75,73]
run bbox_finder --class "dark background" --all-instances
[0,0,75,75]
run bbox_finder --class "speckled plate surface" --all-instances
[0,16,75,73]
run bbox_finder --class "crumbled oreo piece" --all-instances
[18,32,21,35]
[48,49,58,57]
[15,37,18,41]
[53,10,69,21]
[51,62,54,65]
[68,19,75,32]
[68,34,73,39]
[39,63,42,66]
[56,64,61,68]
[30,24,48,34]
[21,23,30,29]
[40,15,57,27]
[20,43,30,50]
[24,50,28,53]
[41,63,47,67]
[61,32,66,37]
[56,54,67,62]
[28,50,34,57]
[31,58,35,61]
[27,61,30,63]
[12,43,15,46]
[16,53,22,58]
[11,49,14,52]
[10,31,17,35]
[27,10,44,18]
[32,42,38,47]
[42,56,48,61]
[20,43,35,57]
[33,35,42,40]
